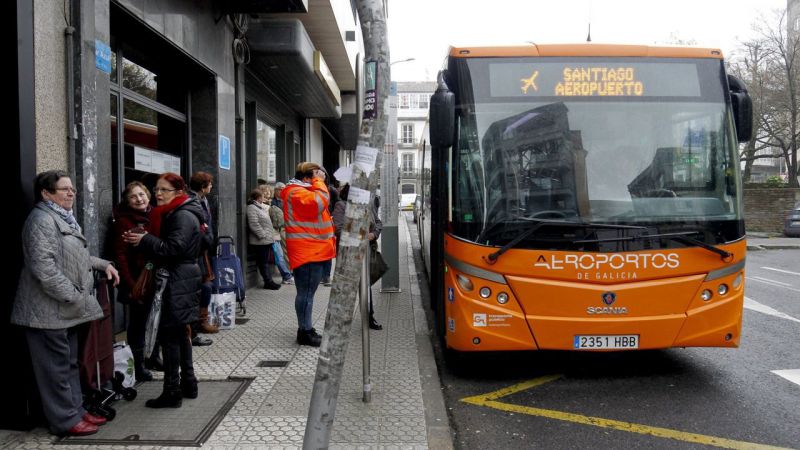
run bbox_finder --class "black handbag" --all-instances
[369,241,389,285]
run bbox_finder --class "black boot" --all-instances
[145,390,182,408]
[369,315,383,330]
[181,379,198,399]
[132,347,153,382]
[368,297,383,330]
[263,279,281,290]
[145,345,164,372]
[296,328,321,347]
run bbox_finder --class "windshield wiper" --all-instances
[575,231,733,261]
[482,219,647,265]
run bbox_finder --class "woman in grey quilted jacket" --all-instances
[11,170,119,437]
[246,189,281,290]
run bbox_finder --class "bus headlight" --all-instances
[717,284,729,296]
[701,289,713,301]
[497,292,509,304]
[733,274,743,289]
[479,287,491,298]
[456,275,473,291]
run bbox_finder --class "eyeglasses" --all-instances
[153,188,177,193]
[54,187,77,194]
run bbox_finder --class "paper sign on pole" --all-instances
[354,145,379,176]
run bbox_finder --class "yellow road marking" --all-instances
[461,376,793,450]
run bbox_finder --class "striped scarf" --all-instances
[42,200,81,234]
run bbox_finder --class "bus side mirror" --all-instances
[429,71,455,149]
[728,75,753,143]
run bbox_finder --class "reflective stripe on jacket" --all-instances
[281,178,336,270]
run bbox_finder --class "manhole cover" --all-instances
[257,360,289,368]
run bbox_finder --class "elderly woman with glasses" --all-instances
[123,172,204,408]
[112,181,156,382]
[11,170,120,437]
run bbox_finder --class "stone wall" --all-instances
[743,188,800,233]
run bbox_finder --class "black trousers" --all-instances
[159,325,196,393]
[254,244,276,285]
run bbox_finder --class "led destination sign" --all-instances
[489,60,703,99]
[556,67,644,96]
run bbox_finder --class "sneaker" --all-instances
[191,335,213,346]
[321,277,332,286]
[282,277,294,285]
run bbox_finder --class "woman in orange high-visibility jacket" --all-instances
[281,162,335,347]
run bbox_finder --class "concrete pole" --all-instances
[303,0,389,448]
[380,81,401,292]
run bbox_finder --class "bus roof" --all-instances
[448,43,724,59]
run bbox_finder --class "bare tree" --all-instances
[729,38,772,181]
[742,9,800,186]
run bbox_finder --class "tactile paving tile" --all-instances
[238,416,306,444]
[257,392,311,416]
[270,375,316,393]
[329,415,380,443]
[379,415,428,444]
[228,392,269,416]
[206,415,253,444]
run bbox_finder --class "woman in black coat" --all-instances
[124,172,204,408]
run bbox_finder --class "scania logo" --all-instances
[588,291,627,315]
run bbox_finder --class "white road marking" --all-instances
[771,369,800,387]
[744,297,800,324]
[761,266,800,277]
[746,277,800,293]
[748,276,793,287]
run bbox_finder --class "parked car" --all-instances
[399,193,416,211]
[785,201,800,237]
[412,195,422,223]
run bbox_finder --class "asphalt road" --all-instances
[409,220,800,450]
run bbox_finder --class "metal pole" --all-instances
[360,247,371,403]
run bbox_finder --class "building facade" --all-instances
[394,81,435,195]
[6,0,366,430]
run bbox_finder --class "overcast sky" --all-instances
[387,0,788,81]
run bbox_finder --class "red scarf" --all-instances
[148,194,189,238]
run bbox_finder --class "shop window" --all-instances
[257,119,277,183]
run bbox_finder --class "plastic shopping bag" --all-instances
[210,291,236,330]
[144,268,169,358]
[113,342,136,388]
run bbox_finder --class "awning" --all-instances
[248,19,341,118]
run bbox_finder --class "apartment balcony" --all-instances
[398,140,418,149]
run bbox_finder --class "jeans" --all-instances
[293,261,325,330]
[273,242,292,280]
[322,259,332,280]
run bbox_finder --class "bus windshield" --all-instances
[450,56,744,251]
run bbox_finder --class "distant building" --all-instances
[395,81,436,194]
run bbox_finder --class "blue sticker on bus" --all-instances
[448,287,454,302]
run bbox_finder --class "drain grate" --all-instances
[257,360,289,368]
[235,318,250,325]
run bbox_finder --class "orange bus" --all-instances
[418,44,753,352]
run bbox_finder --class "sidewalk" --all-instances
[746,233,800,251]
[0,216,452,449]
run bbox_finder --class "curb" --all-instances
[748,244,800,251]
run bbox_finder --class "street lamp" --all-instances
[381,58,415,292]
[390,57,415,66]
